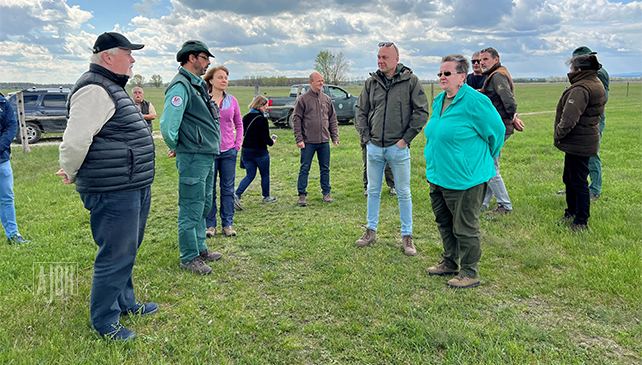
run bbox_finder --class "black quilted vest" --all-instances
[68,64,155,193]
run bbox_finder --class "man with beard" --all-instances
[160,40,222,275]
[479,47,524,216]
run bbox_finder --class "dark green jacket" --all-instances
[166,68,221,154]
[355,64,429,147]
[554,70,606,157]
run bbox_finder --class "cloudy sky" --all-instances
[1,0,641,84]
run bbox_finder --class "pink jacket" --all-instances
[218,93,243,151]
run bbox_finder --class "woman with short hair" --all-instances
[424,54,506,289]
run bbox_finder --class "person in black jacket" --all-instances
[56,32,156,341]
[235,95,277,207]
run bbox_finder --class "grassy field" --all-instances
[0,82,641,364]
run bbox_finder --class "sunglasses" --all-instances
[471,59,481,64]
[378,42,395,48]
[437,71,460,77]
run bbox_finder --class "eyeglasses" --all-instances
[378,42,395,48]
[437,71,461,77]
[197,54,210,61]
[471,59,481,64]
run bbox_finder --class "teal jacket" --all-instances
[161,68,221,154]
[424,83,506,190]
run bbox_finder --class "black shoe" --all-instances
[590,193,600,201]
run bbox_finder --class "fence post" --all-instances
[16,92,30,153]
[254,85,260,97]
[627,82,629,97]
[430,82,434,104]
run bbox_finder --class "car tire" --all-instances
[287,110,294,129]
[19,122,42,144]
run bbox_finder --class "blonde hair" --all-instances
[248,95,268,110]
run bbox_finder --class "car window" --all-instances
[42,94,67,108]
[23,95,39,106]
[329,87,347,99]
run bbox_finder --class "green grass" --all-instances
[0,82,641,364]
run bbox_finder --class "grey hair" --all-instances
[90,47,119,64]
[132,87,143,92]
[441,54,470,75]
[472,51,481,58]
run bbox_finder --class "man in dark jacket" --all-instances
[479,47,524,216]
[465,51,486,90]
[132,87,156,131]
[57,32,157,341]
[554,54,606,231]
[0,94,29,244]
[354,42,429,256]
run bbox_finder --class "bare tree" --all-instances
[149,74,163,88]
[314,50,349,85]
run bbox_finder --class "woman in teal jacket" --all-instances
[424,54,505,289]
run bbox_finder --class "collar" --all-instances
[482,61,501,76]
[89,64,130,87]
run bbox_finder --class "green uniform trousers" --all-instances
[176,152,215,263]
[429,182,487,278]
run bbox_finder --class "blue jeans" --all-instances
[0,160,18,238]
[79,186,151,331]
[483,134,512,210]
[206,149,237,228]
[236,152,271,198]
[588,130,603,195]
[297,142,331,196]
[366,143,413,236]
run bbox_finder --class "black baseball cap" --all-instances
[176,40,215,62]
[92,32,144,54]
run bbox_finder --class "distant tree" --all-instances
[130,74,146,87]
[149,74,163,88]
[314,50,350,85]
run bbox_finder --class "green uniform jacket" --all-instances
[554,70,606,157]
[481,62,517,135]
[161,68,221,155]
[355,64,429,148]
[424,83,506,190]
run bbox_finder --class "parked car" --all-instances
[7,87,70,144]
[265,84,358,128]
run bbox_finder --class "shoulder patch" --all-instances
[568,99,574,104]
[418,89,425,95]
[171,95,183,107]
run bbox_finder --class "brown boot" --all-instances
[402,235,416,256]
[222,226,237,237]
[179,256,212,275]
[447,275,480,289]
[206,226,216,238]
[199,249,222,262]
[355,228,376,247]
[484,204,511,216]
[298,194,307,207]
[427,260,459,276]
[323,194,333,203]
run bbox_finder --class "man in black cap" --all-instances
[56,32,157,341]
[160,40,223,275]
[558,46,609,201]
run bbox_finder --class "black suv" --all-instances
[7,87,70,144]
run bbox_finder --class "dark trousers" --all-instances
[236,152,271,198]
[207,148,237,228]
[429,182,486,278]
[297,142,331,196]
[80,186,151,331]
[563,153,591,225]
[362,143,394,189]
